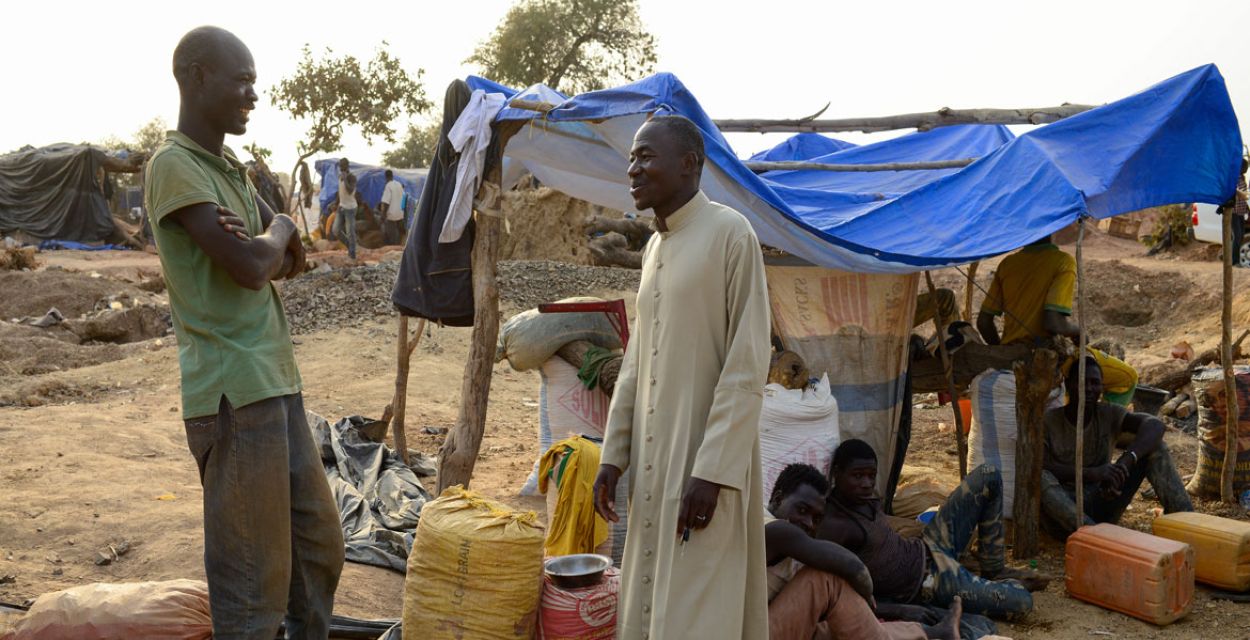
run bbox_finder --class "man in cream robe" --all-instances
[594,115,771,639]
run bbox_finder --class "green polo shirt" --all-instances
[145,131,301,419]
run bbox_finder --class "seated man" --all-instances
[818,440,1043,621]
[1041,356,1193,538]
[914,287,959,330]
[766,463,961,640]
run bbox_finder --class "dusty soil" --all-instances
[1,232,1248,639]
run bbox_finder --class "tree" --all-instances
[271,44,432,222]
[244,143,273,163]
[381,120,440,168]
[467,0,658,95]
[131,117,167,157]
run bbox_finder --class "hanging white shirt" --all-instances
[439,90,507,243]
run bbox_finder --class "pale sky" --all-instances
[6,0,1248,174]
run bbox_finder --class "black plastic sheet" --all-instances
[307,412,432,572]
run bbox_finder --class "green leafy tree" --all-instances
[468,0,658,95]
[244,143,273,163]
[271,44,431,212]
[131,117,167,157]
[381,120,440,168]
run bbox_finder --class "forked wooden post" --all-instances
[436,122,523,494]
[924,271,968,477]
[1013,347,1057,559]
[1074,219,1088,522]
[1221,201,1240,502]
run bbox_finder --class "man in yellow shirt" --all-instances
[977,235,1140,406]
[977,235,1079,346]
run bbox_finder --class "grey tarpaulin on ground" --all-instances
[307,411,433,572]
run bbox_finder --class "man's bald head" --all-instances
[171,26,257,139]
[642,115,706,170]
[173,26,248,89]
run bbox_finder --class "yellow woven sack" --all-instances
[402,485,546,639]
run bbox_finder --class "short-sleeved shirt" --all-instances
[1043,403,1131,488]
[381,180,405,221]
[144,131,301,419]
[980,243,1076,345]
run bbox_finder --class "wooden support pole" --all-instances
[1221,203,1240,502]
[714,103,1097,134]
[963,261,979,322]
[436,122,520,494]
[1075,219,1088,522]
[387,315,425,466]
[925,271,968,477]
[1013,347,1058,559]
[437,212,502,494]
[745,158,976,173]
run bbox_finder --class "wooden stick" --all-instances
[715,104,1098,134]
[1075,218,1088,522]
[1014,347,1058,559]
[508,98,556,113]
[963,261,979,322]
[925,271,967,477]
[389,315,425,466]
[745,158,976,173]
[1221,202,1240,502]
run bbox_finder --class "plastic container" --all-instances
[1152,512,1250,591]
[957,397,972,435]
[1065,523,1194,625]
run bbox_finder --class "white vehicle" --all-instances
[1191,202,1250,266]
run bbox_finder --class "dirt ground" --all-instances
[1,232,1249,639]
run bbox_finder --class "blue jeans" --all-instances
[920,464,1033,620]
[184,394,344,639]
[333,207,357,259]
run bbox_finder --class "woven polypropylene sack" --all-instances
[402,486,546,639]
[538,568,619,640]
[1,579,211,640]
[968,369,1018,514]
[496,298,622,372]
[758,374,839,499]
[1188,368,1250,498]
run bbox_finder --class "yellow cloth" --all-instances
[1061,348,1139,405]
[538,436,608,556]
[981,243,1075,345]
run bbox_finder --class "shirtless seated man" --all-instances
[817,440,1046,621]
[766,463,961,640]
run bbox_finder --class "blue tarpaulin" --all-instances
[746,133,857,162]
[315,160,428,214]
[468,64,1241,273]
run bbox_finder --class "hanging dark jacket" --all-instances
[391,80,475,326]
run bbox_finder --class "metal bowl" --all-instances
[544,554,612,589]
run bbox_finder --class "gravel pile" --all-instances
[280,259,639,335]
[280,261,401,335]
[497,260,640,311]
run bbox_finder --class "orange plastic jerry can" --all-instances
[1065,523,1194,625]
[1152,512,1250,591]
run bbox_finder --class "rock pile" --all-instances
[280,260,641,335]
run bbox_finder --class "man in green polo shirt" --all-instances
[145,26,343,639]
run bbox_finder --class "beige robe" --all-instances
[601,191,771,640]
